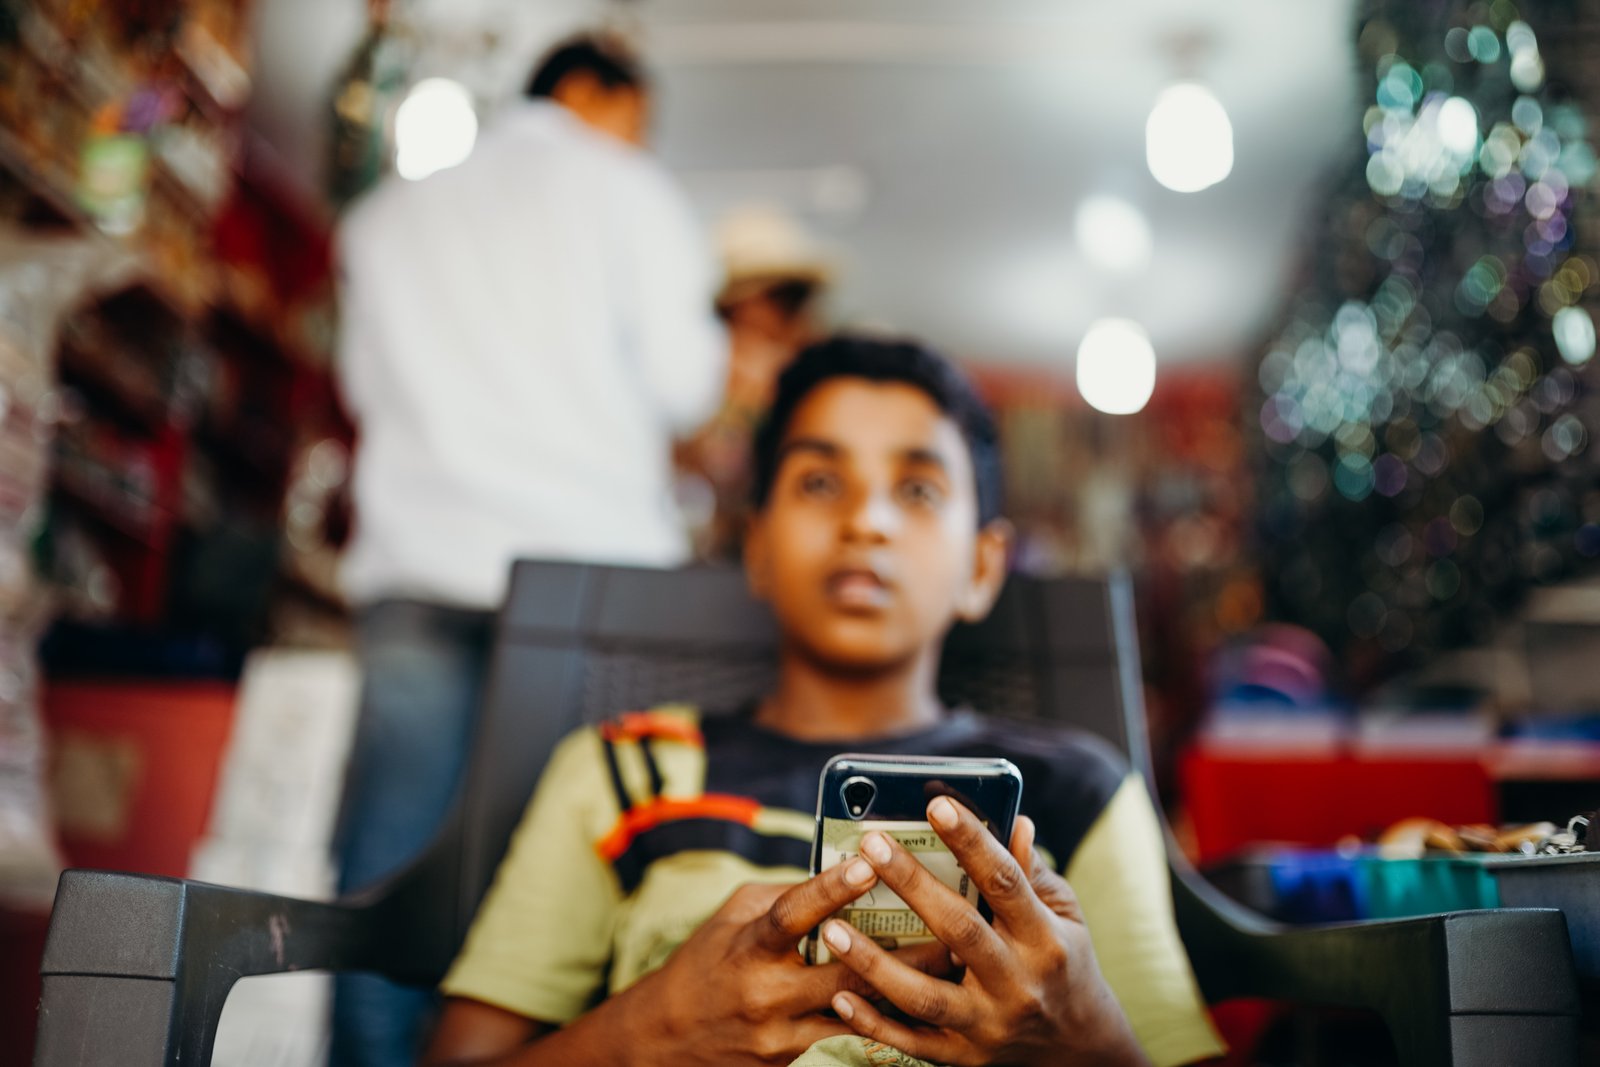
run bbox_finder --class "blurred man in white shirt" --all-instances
[331,34,725,1066]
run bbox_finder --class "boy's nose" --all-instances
[842,489,897,542]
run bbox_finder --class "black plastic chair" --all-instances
[35,561,1581,1065]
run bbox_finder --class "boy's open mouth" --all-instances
[825,566,893,610]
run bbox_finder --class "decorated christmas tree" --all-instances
[1255,0,1600,687]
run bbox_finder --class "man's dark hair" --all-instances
[716,278,819,323]
[751,335,1004,526]
[525,34,646,99]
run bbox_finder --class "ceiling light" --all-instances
[1074,195,1153,273]
[395,78,478,181]
[1076,318,1157,414]
[1146,82,1234,193]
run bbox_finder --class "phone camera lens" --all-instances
[841,777,877,820]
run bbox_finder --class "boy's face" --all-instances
[745,377,1010,673]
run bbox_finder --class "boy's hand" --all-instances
[822,800,1152,1067]
[620,857,952,1067]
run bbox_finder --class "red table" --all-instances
[1181,737,1600,864]
[1181,745,1496,864]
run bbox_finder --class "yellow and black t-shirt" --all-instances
[441,706,1224,1067]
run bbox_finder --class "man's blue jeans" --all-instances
[330,600,492,1067]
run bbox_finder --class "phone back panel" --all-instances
[808,754,1022,962]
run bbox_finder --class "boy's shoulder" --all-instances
[957,711,1130,778]
[953,712,1136,869]
[552,705,710,819]
[955,712,1129,796]
[594,704,704,747]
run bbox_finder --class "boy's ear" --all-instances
[956,518,1013,623]
[743,512,772,601]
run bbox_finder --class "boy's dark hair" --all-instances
[751,335,1004,526]
[525,34,646,99]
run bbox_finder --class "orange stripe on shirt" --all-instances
[598,711,704,747]
[595,794,761,861]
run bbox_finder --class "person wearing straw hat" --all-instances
[679,205,832,558]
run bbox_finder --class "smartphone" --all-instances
[806,753,1023,964]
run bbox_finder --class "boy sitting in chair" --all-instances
[423,337,1224,1066]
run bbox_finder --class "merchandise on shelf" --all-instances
[2,0,351,675]
[0,228,128,907]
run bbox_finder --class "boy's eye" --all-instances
[797,469,842,499]
[895,478,945,508]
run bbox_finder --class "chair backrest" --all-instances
[375,560,1155,985]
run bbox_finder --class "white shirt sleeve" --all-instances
[609,155,728,434]
[333,210,380,426]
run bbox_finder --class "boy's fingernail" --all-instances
[843,858,875,886]
[833,992,855,1020]
[928,797,958,828]
[824,920,853,956]
[862,832,892,865]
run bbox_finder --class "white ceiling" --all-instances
[248,0,1361,366]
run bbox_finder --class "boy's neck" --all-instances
[755,644,945,741]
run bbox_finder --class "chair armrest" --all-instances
[1172,865,1581,1065]
[1174,864,1579,1013]
[35,869,407,1067]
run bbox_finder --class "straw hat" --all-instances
[714,204,833,307]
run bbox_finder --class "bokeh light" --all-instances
[1145,83,1234,193]
[1553,305,1596,365]
[1256,6,1600,676]
[395,78,479,181]
[1437,96,1479,155]
[1073,195,1153,273]
[1507,20,1546,91]
[1075,319,1157,415]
